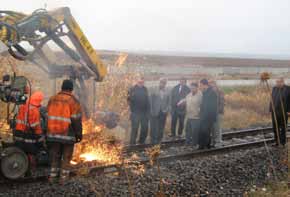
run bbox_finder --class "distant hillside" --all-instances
[98,50,290,68]
[2,49,290,68]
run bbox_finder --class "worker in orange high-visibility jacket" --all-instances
[47,79,82,184]
[14,91,45,155]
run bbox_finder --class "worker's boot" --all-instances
[48,167,60,184]
[25,154,36,177]
[48,176,59,184]
[59,169,70,185]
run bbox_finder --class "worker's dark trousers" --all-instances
[271,114,287,145]
[49,142,74,180]
[14,131,44,155]
[171,111,185,136]
[150,112,167,144]
[199,122,214,149]
[130,112,149,145]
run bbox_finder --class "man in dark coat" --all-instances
[270,78,289,146]
[128,77,150,145]
[170,78,190,137]
[199,79,218,149]
[209,80,225,148]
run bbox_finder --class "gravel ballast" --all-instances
[0,145,287,197]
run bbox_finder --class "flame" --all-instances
[70,160,77,165]
[72,119,122,165]
[80,152,98,162]
[94,125,103,133]
[80,148,117,163]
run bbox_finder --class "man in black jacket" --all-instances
[270,78,289,146]
[170,78,190,137]
[128,77,150,144]
[199,79,218,149]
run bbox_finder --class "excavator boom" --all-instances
[0,7,108,115]
[0,7,107,81]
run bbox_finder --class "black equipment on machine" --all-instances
[0,74,28,104]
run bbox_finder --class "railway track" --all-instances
[80,126,279,175]
[123,126,275,153]
[0,126,283,184]
[81,138,279,176]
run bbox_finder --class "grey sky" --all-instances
[2,0,290,56]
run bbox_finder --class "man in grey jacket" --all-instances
[149,78,170,144]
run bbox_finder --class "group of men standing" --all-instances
[127,77,225,149]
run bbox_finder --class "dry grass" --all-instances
[225,88,269,115]
[223,86,271,129]
[245,182,289,197]
[223,108,270,129]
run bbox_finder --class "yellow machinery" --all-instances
[0,7,107,115]
[0,8,121,180]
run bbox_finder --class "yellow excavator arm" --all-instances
[0,7,109,115]
[0,7,107,81]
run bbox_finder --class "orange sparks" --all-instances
[73,119,122,165]
[80,152,98,162]
[70,160,78,165]
[94,125,103,133]
[80,149,116,163]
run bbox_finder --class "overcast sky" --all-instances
[2,0,290,56]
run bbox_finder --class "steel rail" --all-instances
[87,138,278,175]
[123,126,275,153]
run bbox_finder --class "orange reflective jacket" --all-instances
[15,91,44,135]
[47,91,82,142]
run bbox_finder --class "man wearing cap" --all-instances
[47,79,82,184]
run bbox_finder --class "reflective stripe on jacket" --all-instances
[15,105,42,135]
[14,130,45,144]
[47,91,82,143]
